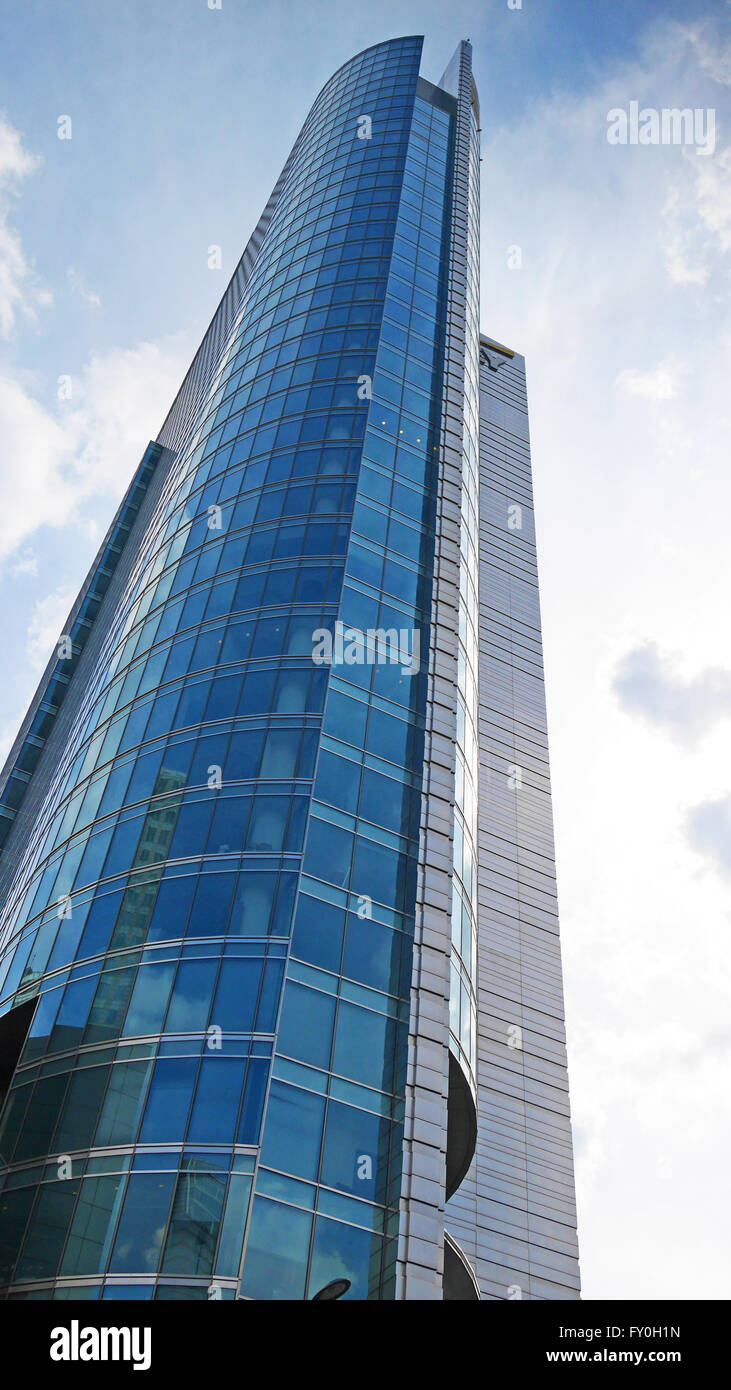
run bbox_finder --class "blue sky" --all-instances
[1,0,730,1300]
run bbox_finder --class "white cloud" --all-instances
[662,124,731,288]
[616,361,683,400]
[67,265,102,309]
[695,143,731,252]
[0,121,190,574]
[0,115,50,336]
[661,182,711,285]
[662,143,731,284]
[0,374,77,561]
[25,586,77,673]
[677,17,731,87]
[0,336,189,566]
[613,642,731,744]
[9,547,38,578]
[686,795,731,879]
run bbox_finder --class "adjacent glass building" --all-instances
[0,37,580,1300]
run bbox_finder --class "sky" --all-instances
[0,0,730,1301]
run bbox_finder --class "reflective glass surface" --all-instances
[0,36,462,1301]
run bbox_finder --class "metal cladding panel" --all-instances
[444,340,581,1299]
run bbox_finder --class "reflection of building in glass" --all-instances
[0,36,579,1300]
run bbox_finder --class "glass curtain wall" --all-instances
[0,37,438,1301]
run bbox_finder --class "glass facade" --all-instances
[0,35,580,1301]
[0,36,447,1302]
[245,89,454,1301]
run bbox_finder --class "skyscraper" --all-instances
[0,36,579,1300]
